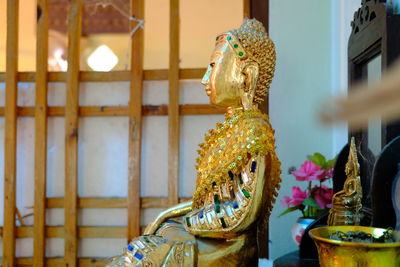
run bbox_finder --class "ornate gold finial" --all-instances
[328,137,363,226]
[229,19,276,103]
[345,137,360,178]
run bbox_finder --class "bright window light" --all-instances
[87,45,118,71]
[49,48,68,71]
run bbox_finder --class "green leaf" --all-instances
[303,197,317,207]
[308,153,326,168]
[315,152,326,161]
[326,158,336,169]
[278,205,302,217]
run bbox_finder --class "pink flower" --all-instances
[291,186,309,206]
[326,168,333,179]
[292,160,326,181]
[280,187,309,208]
[319,168,334,182]
[280,196,292,208]
[313,185,333,209]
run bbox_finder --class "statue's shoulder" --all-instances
[234,111,276,149]
[237,109,272,127]
[239,115,269,130]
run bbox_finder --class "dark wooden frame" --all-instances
[250,0,270,115]
[348,0,400,226]
[349,0,400,149]
[248,0,271,259]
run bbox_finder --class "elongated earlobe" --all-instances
[241,62,259,108]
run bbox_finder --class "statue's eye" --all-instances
[210,63,215,68]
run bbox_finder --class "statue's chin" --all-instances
[213,98,241,108]
[212,102,230,109]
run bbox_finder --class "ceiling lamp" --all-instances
[87,45,118,71]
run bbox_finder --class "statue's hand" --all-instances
[144,201,193,235]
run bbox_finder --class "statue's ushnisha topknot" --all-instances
[230,19,276,103]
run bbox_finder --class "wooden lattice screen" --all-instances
[0,0,269,266]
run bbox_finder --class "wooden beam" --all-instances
[179,68,206,80]
[168,0,180,206]
[0,104,225,117]
[62,226,127,238]
[33,1,49,266]
[47,197,127,209]
[64,1,82,266]
[0,68,206,82]
[2,1,19,266]
[127,0,144,240]
[44,197,192,209]
[0,226,151,239]
[0,257,111,267]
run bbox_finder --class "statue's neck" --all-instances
[226,104,258,117]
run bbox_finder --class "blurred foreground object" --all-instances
[321,59,400,130]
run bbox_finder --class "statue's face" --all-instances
[202,39,244,107]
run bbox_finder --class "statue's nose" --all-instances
[201,66,211,85]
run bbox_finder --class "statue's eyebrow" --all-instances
[210,51,222,62]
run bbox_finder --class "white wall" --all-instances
[268,0,359,260]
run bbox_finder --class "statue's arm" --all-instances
[332,179,357,204]
[184,153,279,238]
[144,201,193,235]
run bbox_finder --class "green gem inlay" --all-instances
[227,36,231,40]
[239,176,243,184]
[215,203,221,213]
[186,217,191,227]
[143,236,149,242]
[214,194,220,205]
[238,51,244,56]
[220,218,227,228]
[216,36,219,41]
[234,44,239,48]
[242,189,251,198]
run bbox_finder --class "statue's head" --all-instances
[202,19,276,108]
[345,137,360,178]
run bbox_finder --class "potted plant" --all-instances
[280,153,335,245]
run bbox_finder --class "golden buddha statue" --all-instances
[108,19,282,266]
[328,137,363,226]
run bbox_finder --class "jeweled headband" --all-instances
[215,33,248,60]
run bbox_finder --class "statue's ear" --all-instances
[242,62,259,102]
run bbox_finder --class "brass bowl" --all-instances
[309,226,400,267]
